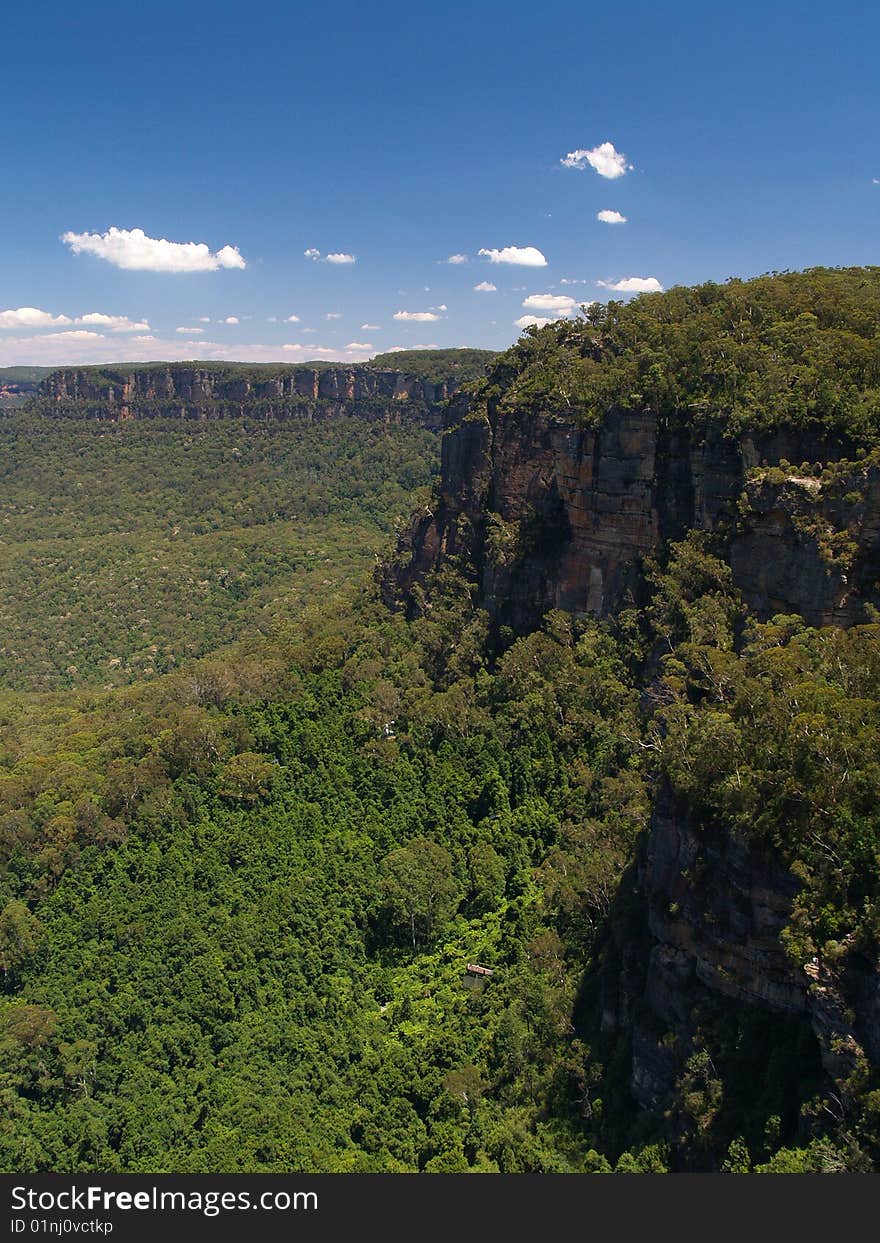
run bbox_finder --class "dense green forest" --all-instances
[369,349,497,383]
[1,270,879,1174]
[477,266,880,437]
[0,414,437,690]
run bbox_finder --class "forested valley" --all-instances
[2,282,879,1174]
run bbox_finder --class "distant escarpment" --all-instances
[384,268,880,633]
[33,351,496,428]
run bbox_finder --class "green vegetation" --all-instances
[0,368,53,384]
[369,349,497,384]
[0,269,878,1173]
[475,266,880,437]
[0,413,437,690]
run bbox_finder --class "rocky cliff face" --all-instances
[600,783,880,1140]
[386,400,879,632]
[37,365,460,428]
[386,391,880,1146]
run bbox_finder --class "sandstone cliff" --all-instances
[36,364,463,429]
[385,400,880,632]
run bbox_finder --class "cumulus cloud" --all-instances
[385,343,439,352]
[514,315,556,330]
[76,313,151,332]
[597,209,627,224]
[325,312,343,320]
[62,227,246,272]
[305,248,356,265]
[361,323,380,330]
[597,276,664,293]
[0,306,73,329]
[175,326,205,335]
[222,316,239,325]
[445,254,468,264]
[285,314,301,323]
[393,310,441,322]
[345,341,373,351]
[522,293,577,313]
[479,245,547,267]
[198,316,212,323]
[473,281,497,292]
[561,142,631,179]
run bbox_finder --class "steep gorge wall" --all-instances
[386,393,880,1139]
[386,401,880,631]
[37,366,460,428]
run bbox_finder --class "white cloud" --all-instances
[222,316,239,325]
[473,281,497,292]
[305,248,356,264]
[198,316,212,323]
[46,330,106,341]
[285,314,301,323]
[345,341,373,351]
[62,226,246,272]
[393,310,441,322]
[514,315,556,330]
[597,209,627,224]
[176,326,205,335]
[0,306,73,329]
[445,254,468,264]
[282,344,337,355]
[76,313,151,332]
[325,312,343,320]
[522,293,577,313]
[597,276,664,293]
[561,142,631,179]
[361,323,380,330]
[385,343,439,352]
[478,245,547,267]
[560,278,588,285]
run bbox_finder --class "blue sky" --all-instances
[1,0,877,366]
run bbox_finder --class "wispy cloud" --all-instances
[175,326,205,335]
[393,310,441,322]
[597,276,663,293]
[76,313,151,332]
[473,281,497,292]
[62,226,246,272]
[345,341,373,351]
[361,322,380,330]
[479,245,547,267]
[561,141,631,179]
[285,314,300,323]
[444,254,468,264]
[597,209,627,224]
[325,312,343,320]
